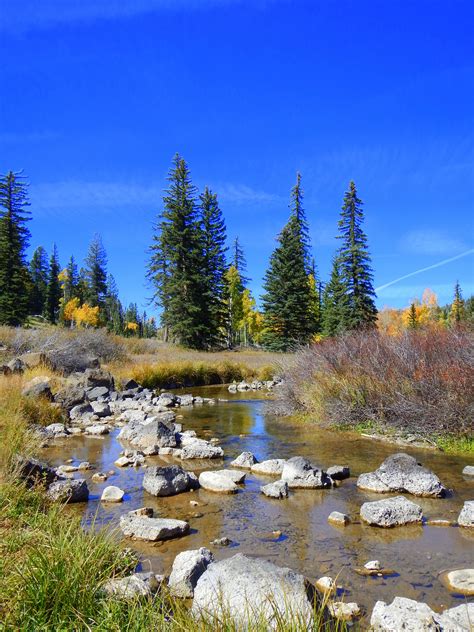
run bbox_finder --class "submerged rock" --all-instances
[168,547,214,598]
[458,500,474,527]
[462,465,474,476]
[357,453,446,497]
[143,465,199,497]
[281,457,333,489]
[191,553,314,628]
[328,602,361,621]
[119,507,189,542]
[261,480,289,499]
[360,495,423,527]
[251,459,286,476]
[328,511,350,526]
[230,451,258,469]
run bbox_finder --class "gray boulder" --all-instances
[281,457,333,489]
[439,603,474,630]
[458,500,474,527]
[22,376,53,400]
[16,455,63,488]
[85,424,110,435]
[180,440,224,460]
[119,507,189,541]
[101,486,124,502]
[370,597,446,631]
[69,402,94,420]
[327,465,350,480]
[230,451,258,469]
[118,416,177,449]
[46,478,89,503]
[91,401,111,417]
[54,385,88,412]
[45,423,70,438]
[251,459,286,476]
[168,547,214,598]
[7,357,26,374]
[177,394,194,406]
[199,471,238,493]
[143,465,199,497]
[357,453,446,497]
[102,572,163,599]
[360,495,423,527]
[261,480,289,499]
[86,386,110,401]
[191,554,315,628]
[462,465,474,476]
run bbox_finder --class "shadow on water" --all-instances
[41,385,474,620]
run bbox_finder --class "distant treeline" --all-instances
[0,161,471,350]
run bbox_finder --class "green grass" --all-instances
[123,360,276,390]
[435,434,474,455]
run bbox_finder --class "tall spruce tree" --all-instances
[84,234,108,307]
[148,154,207,348]
[336,181,377,329]
[29,246,49,316]
[231,237,250,285]
[200,186,228,345]
[322,256,348,336]
[63,256,79,302]
[104,274,123,334]
[44,245,61,324]
[0,171,31,325]
[261,174,315,350]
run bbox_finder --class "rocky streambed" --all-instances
[24,374,474,628]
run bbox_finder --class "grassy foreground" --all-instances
[0,374,346,631]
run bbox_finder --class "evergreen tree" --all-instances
[450,281,465,326]
[44,245,61,324]
[84,234,108,307]
[336,181,377,329]
[408,302,418,329]
[321,256,348,336]
[29,246,49,315]
[231,237,250,285]
[261,174,315,350]
[104,274,123,334]
[200,186,228,345]
[148,154,208,348]
[63,256,79,303]
[0,171,31,325]
[223,265,244,347]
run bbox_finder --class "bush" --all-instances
[278,329,474,438]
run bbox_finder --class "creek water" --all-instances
[41,386,473,622]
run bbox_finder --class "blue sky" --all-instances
[1,0,473,314]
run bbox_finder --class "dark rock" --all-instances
[22,376,53,400]
[46,478,89,503]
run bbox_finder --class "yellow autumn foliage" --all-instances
[62,298,99,328]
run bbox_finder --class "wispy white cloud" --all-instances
[31,180,161,214]
[0,131,60,143]
[215,183,282,206]
[1,0,265,34]
[401,229,468,256]
[30,179,280,214]
[375,249,474,293]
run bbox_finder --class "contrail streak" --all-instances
[375,248,474,292]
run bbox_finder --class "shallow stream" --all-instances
[41,386,473,622]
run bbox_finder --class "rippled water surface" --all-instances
[41,386,474,621]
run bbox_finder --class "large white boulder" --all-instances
[191,554,314,628]
[458,500,474,527]
[251,459,286,476]
[198,471,238,493]
[357,453,446,497]
[360,495,423,527]
[168,547,214,598]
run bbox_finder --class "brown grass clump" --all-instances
[278,329,474,440]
